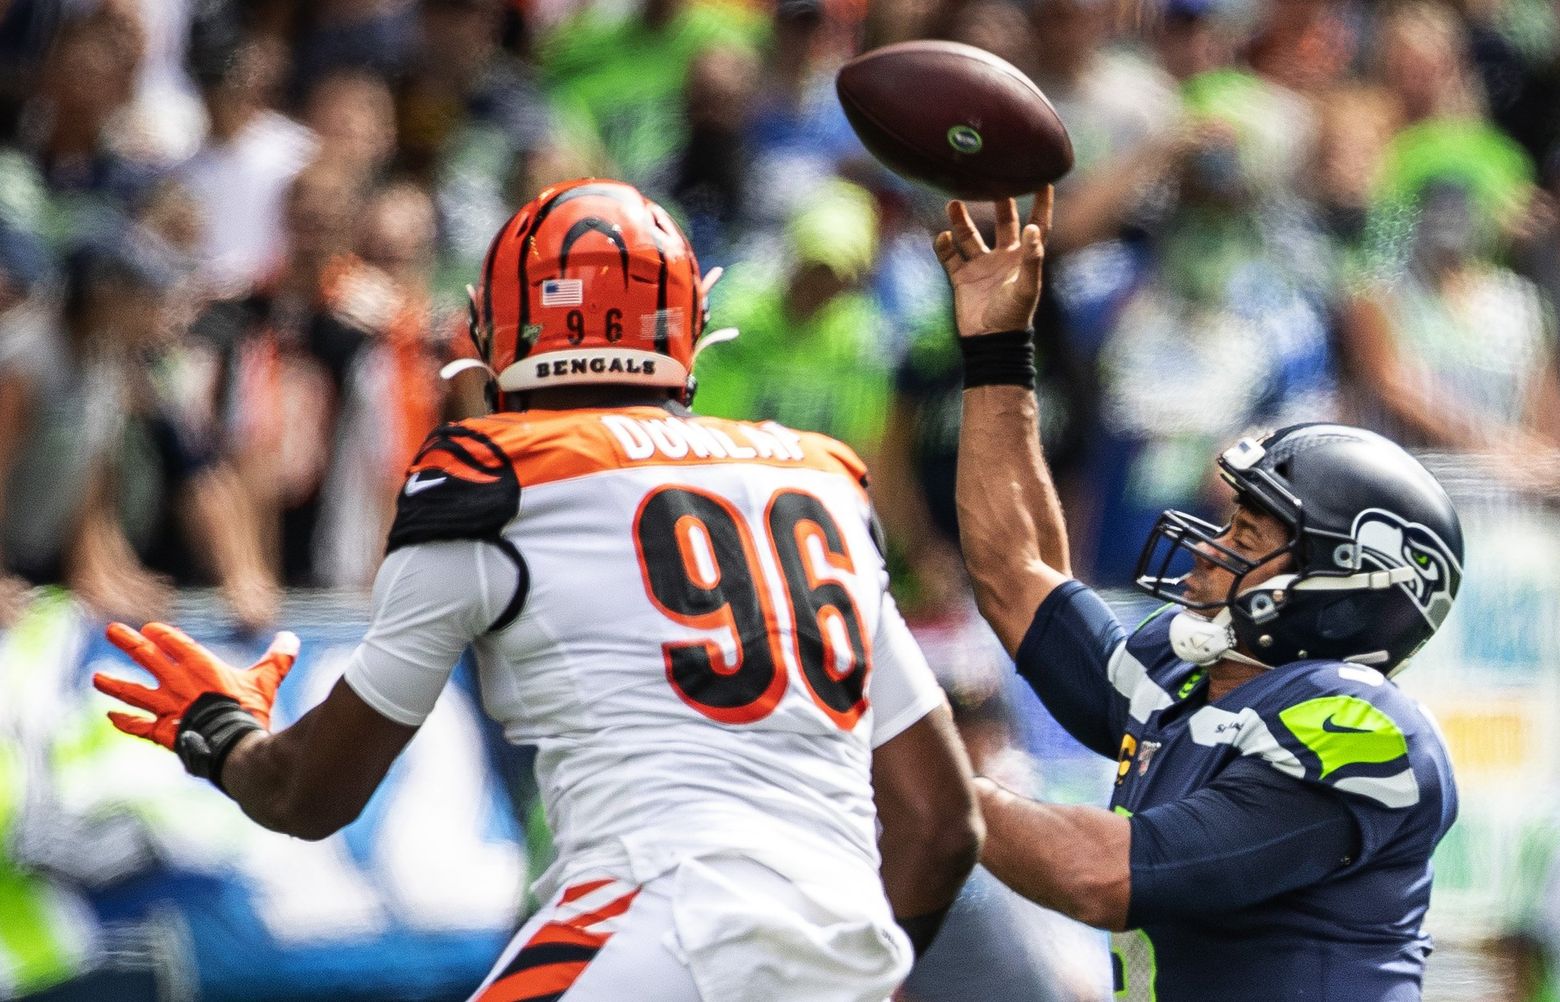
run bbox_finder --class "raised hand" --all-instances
[932,188,1053,338]
[94,623,299,749]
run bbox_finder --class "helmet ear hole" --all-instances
[1315,596,1368,641]
[1244,591,1279,623]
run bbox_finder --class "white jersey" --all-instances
[343,405,945,904]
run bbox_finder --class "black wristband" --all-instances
[959,329,1035,389]
[897,904,953,959]
[176,693,263,794]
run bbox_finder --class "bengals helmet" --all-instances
[466,178,709,401]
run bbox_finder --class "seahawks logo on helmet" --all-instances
[1347,509,1461,629]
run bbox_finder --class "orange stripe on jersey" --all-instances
[406,424,509,485]
[459,408,868,488]
[409,447,501,484]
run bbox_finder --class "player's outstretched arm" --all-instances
[95,622,416,840]
[873,702,983,955]
[973,757,1363,932]
[934,190,1071,656]
[218,680,416,839]
[972,776,1130,931]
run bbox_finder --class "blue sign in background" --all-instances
[6,593,530,1002]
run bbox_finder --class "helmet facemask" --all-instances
[1135,505,1299,668]
[1135,509,1297,615]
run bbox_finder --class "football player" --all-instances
[935,189,1460,1000]
[93,179,982,1002]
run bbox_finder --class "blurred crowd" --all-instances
[4,0,1560,625]
[2,0,1560,997]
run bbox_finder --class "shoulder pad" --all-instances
[1246,662,1434,810]
[1127,604,1178,656]
[799,430,870,488]
[1124,606,1196,696]
[387,422,520,552]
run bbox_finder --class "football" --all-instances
[835,40,1074,200]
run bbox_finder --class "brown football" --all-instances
[836,40,1073,200]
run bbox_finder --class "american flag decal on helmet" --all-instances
[541,278,583,307]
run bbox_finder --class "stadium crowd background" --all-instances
[0,0,1558,998]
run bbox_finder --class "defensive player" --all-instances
[936,188,1460,1000]
[93,179,982,1002]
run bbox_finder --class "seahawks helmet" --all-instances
[1135,424,1464,676]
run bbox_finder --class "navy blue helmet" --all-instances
[1135,423,1464,674]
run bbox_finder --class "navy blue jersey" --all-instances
[1019,581,1459,1001]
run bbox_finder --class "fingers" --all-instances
[140,622,207,663]
[93,671,163,712]
[946,200,987,260]
[105,621,142,652]
[233,632,301,724]
[106,710,158,741]
[267,630,301,663]
[1023,223,1044,259]
[1021,223,1045,290]
[933,231,960,275]
[994,198,1020,248]
[256,630,300,686]
[105,622,177,676]
[1029,186,1054,245]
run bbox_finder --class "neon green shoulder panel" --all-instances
[1278,695,1408,779]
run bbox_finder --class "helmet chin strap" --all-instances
[1168,607,1271,670]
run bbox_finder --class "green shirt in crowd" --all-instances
[539,4,765,185]
[693,268,890,459]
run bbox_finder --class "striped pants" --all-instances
[466,854,908,1002]
[467,873,694,1002]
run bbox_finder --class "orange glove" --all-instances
[94,622,299,750]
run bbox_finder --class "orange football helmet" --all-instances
[467,178,709,400]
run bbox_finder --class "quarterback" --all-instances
[94,179,982,1002]
[936,189,1460,1000]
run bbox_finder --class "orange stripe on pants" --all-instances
[476,960,591,1001]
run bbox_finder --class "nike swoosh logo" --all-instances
[1321,714,1372,734]
[404,472,448,496]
